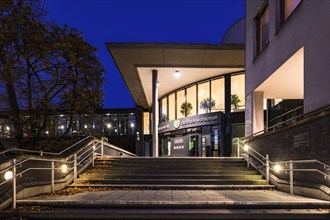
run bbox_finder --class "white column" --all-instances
[152,70,159,157]
[253,91,264,134]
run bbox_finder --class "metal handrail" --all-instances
[269,106,303,123]
[0,136,137,209]
[234,138,330,196]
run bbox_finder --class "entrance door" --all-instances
[188,134,200,156]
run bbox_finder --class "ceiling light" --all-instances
[174,70,181,78]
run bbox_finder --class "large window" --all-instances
[282,0,302,22]
[256,3,269,54]
[186,85,197,116]
[143,112,150,134]
[168,94,175,121]
[231,74,245,112]
[176,90,185,119]
[198,81,210,114]
[160,97,168,122]
[211,78,225,112]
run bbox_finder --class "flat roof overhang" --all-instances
[106,43,245,110]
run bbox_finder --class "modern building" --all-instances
[107,18,246,157]
[245,0,330,162]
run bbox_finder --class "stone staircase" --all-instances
[70,157,272,189]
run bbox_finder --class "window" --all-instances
[176,90,185,119]
[168,94,175,121]
[282,0,302,22]
[198,81,210,114]
[160,97,168,122]
[231,74,245,112]
[211,78,225,112]
[143,112,150,134]
[256,3,269,54]
[186,85,197,116]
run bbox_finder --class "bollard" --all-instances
[237,141,240,157]
[101,138,104,157]
[246,150,250,167]
[51,161,55,194]
[266,154,269,185]
[92,145,95,167]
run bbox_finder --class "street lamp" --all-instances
[107,123,111,135]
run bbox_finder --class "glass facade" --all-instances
[158,73,244,122]
[283,0,302,21]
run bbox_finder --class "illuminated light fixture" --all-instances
[45,130,49,135]
[273,164,282,173]
[130,123,135,128]
[6,126,10,131]
[4,171,13,180]
[92,124,95,129]
[107,123,111,129]
[61,164,68,173]
[60,125,65,130]
[106,113,110,116]
[59,114,64,117]
[73,130,77,133]
[174,70,181,78]
[84,124,88,129]
[243,144,249,152]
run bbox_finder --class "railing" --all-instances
[0,136,136,209]
[233,138,330,195]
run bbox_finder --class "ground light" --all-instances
[61,164,68,173]
[243,144,249,152]
[273,164,282,173]
[4,171,13,180]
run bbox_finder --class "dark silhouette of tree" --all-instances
[0,0,105,147]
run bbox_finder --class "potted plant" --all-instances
[231,94,241,110]
[180,102,193,116]
[199,98,215,113]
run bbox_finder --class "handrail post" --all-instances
[289,161,294,195]
[101,138,104,157]
[266,154,269,185]
[12,159,16,209]
[40,150,43,157]
[237,139,240,157]
[246,148,250,167]
[74,154,77,182]
[92,145,95,167]
[51,160,55,194]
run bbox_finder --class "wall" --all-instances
[245,0,330,113]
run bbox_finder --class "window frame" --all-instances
[255,1,270,58]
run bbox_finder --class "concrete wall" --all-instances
[245,0,330,113]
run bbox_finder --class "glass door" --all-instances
[188,134,200,156]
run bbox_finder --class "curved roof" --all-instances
[221,17,245,44]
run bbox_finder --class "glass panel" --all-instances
[143,112,150,134]
[198,81,211,114]
[176,90,186,119]
[284,0,301,21]
[186,85,196,116]
[259,5,269,51]
[211,78,225,112]
[231,74,245,112]
[160,97,168,123]
[168,94,175,121]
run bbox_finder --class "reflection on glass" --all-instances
[198,82,211,114]
[186,86,196,116]
[143,112,150,134]
[168,94,175,121]
[231,74,245,112]
[283,0,301,21]
[211,78,225,112]
[259,5,269,52]
[176,90,185,119]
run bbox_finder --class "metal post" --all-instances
[237,140,240,157]
[266,154,269,185]
[101,138,104,157]
[40,150,43,157]
[74,154,77,182]
[51,160,55,194]
[12,159,16,209]
[246,150,250,167]
[92,146,95,167]
[289,161,294,195]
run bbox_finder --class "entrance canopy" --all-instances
[107,43,244,110]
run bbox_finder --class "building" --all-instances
[245,0,330,162]
[107,18,246,157]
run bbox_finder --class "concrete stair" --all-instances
[69,157,272,189]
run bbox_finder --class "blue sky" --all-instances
[44,0,245,108]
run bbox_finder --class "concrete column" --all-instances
[152,70,159,157]
[253,91,264,134]
[224,75,232,156]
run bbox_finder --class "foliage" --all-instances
[231,94,241,110]
[199,98,215,113]
[180,102,193,116]
[160,113,168,123]
[0,0,105,147]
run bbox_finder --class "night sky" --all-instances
[44,0,245,108]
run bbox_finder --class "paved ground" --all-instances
[18,189,330,207]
